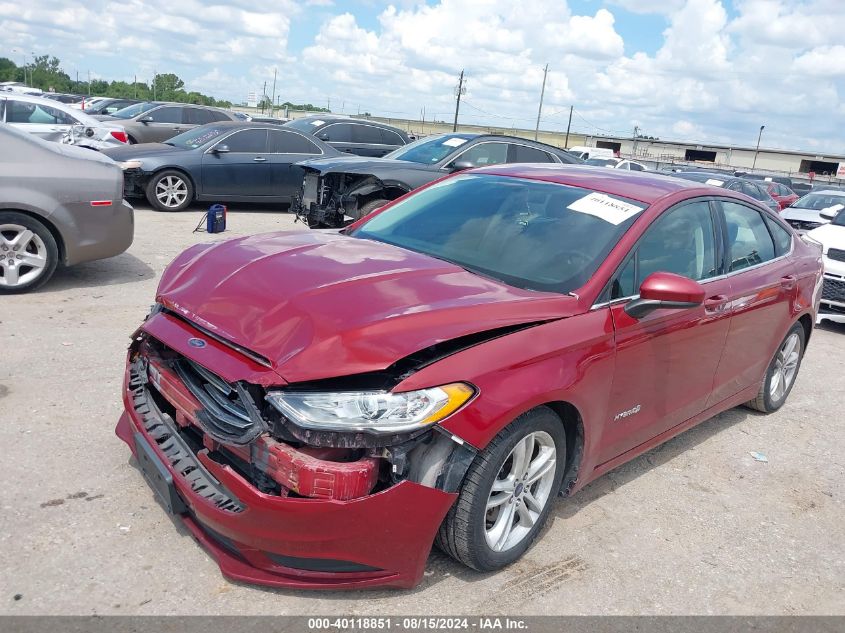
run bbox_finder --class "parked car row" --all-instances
[0,92,129,150]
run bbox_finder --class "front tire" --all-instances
[0,211,59,294]
[145,170,193,212]
[745,322,805,413]
[436,407,566,571]
[357,198,389,219]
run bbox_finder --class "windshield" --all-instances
[585,158,617,167]
[793,192,845,210]
[164,124,228,148]
[383,133,475,164]
[351,174,645,294]
[109,102,159,119]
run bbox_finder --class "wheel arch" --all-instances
[0,208,66,265]
[518,401,586,497]
[797,312,813,348]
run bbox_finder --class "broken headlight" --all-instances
[265,383,474,433]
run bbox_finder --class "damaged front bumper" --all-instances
[115,322,473,589]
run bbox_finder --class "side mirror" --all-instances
[450,160,475,172]
[212,144,230,154]
[138,115,153,123]
[624,272,705,319]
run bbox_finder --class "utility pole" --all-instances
[76,70,79,93]
[453,69,465,132]
[153,69,157,100]
[534,63,549,141]
[133,74,137,99]
[752,125,765,169]
[270,68,277,116]
[87,70,91,96]
[261,81,267,114]
[632,125,640,156]
[564,105,573,148]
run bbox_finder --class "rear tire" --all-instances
[0,211,59,294]
[145,170,193,212]
[436,407,566,571]
[745,322,805,413]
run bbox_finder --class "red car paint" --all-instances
[116,165,822,590]
[762,181,799,210]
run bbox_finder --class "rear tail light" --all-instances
[110,130,128,144]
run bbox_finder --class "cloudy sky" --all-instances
[2,0,843,153]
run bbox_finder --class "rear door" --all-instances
[137,106,184,142]
[266,130,324,200]
[350,123,392,157]
[600,199,733,463]
[707,200,798,405]
[317,123,356,154]
[508,144,558,164]
[201,128,271,198]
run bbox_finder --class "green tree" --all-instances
[0,57,17,82]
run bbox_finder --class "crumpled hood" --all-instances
[807,223,845,251]
[782,206,830,224]
[155,230,581,383]
[297,155,433,176]
[102,143,184,161]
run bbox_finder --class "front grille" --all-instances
[174,358,266,445]
[822,277,845,302]
[128,359,244,513]
[787,219,822,232]
[828,248,845,263]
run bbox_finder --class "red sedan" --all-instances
[762,180,800,210]
[116,165,822,589]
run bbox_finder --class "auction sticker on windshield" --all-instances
[705,178,725,186]
[568,192,644,225]
[443,137,468,147]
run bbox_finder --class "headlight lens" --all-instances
[266,383,475,433]
[118,160,143,170]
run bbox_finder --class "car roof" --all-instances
[473,164,701,204]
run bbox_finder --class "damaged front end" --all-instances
[293,168,403,229]
[116,320,478,588]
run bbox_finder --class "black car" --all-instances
[83,98,142,116]
[284,115,411,158]
[101,122,342,211]
[293,132,581,228]
[672,171,781,213]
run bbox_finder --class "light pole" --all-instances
[752,125,765,169]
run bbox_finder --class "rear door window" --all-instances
[351,125,384,145]
[269,130,321,154]
[721,201,776,271]
[185,107,213,124]
[7,100,77,124]
[381,128,406,146]
[511,144,556,163]
[764,215,793,256]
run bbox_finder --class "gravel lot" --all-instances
[2,202,844,615]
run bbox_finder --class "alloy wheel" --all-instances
[155,175,188,209]
[769,332,801,401]
[485,430,557,553]
[0,224,48,288]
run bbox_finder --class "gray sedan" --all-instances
[97,102,238,144]
[0,125,134,293]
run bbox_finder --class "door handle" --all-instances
[253,156,267,162]
[704,295,729,312]
[780,275,797,290]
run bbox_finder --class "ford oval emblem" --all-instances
[188,337,207,349]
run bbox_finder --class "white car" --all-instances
[0,93,128,150]
[584,157,648,171]
[807,208,845,324]
[782,189,845,233]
